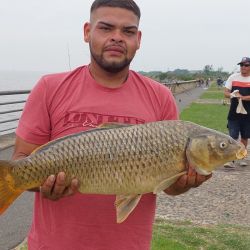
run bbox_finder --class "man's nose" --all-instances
[110,30,123,42]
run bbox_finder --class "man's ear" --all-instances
[137,30,142,50]
[83,22,91,43]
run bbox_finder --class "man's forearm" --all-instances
[224,92,231,98]
[12,152,29,160]
[241,95,250,101]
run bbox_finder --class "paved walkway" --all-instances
[174,87,206,112]
[156,160,250,226]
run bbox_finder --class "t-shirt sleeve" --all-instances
[16,77,51,144]
[225,75,233,90]
[158,85,179,121]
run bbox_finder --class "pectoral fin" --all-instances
[115,194,142,223]
[153,171,187,194]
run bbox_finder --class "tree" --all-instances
[203,65,213,76]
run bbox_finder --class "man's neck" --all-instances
[89,63,129,88]
[242,73,250,77]
[241,71,250,77]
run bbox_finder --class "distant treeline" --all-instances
[139,65,230,83]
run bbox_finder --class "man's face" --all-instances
[240,63,250,77]
[84,7,141,73]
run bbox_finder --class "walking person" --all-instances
[205,78,210,88]
[224,57,250,169]
[12,1,211,249]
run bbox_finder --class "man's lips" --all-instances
[104,46,125,54]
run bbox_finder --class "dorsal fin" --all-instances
[97,122,132,129]
[31,141,52,154]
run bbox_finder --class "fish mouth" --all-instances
[236,148,248,159]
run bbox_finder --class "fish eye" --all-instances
[220,141,228,149]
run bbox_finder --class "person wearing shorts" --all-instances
[227,119,250,141]
[224,57,250,168]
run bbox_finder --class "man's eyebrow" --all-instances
[98,21,114,27]
[98,21,138,29]
[123,25,138,30]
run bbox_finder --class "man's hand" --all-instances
[230,89,240,98]
[164,167,212,196]
[40,172,79,200]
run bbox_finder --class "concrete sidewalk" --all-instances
[174,86,206,112]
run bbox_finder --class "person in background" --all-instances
[216,77,223,88]
[12,0,211,249]
[224,57,250,169]
[205,78,210,88]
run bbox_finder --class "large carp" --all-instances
[0,120,247,222]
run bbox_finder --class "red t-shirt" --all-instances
[16,65,178,250]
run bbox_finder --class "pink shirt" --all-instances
[16,66,178,250]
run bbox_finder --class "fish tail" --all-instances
[0,160,22,215]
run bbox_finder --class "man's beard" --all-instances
[90,46,133,73]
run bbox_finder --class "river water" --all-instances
[0,70,48,135]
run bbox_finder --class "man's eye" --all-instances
[124,30,135,35]
[100,27,110,31]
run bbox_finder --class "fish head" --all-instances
[186,132,247,175]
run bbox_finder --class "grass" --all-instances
[180,82,229,133]
[17,220,250,250]
[208,85,224,92]
[200,91,225,99]
[200,83,225,100]
[14,242,27,250]
[152,219,250,250]
[180,103,229,134]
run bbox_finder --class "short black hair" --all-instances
[90,0,141,20]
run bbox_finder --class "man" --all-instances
[13,1,210,249]
[224,57,250,169]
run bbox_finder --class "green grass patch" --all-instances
[200,91,225,99]
[200,83,225,99]
[15,243,27,250]
[18,221,250,250]
[152,220,250,250]
[181,82,230,132]
[209,82,224,91]
[180,103,229,134]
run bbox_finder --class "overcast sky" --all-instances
[1,0,249,73]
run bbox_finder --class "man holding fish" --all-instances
[5,0,223,249]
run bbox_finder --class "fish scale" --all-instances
[0,120,247,222]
